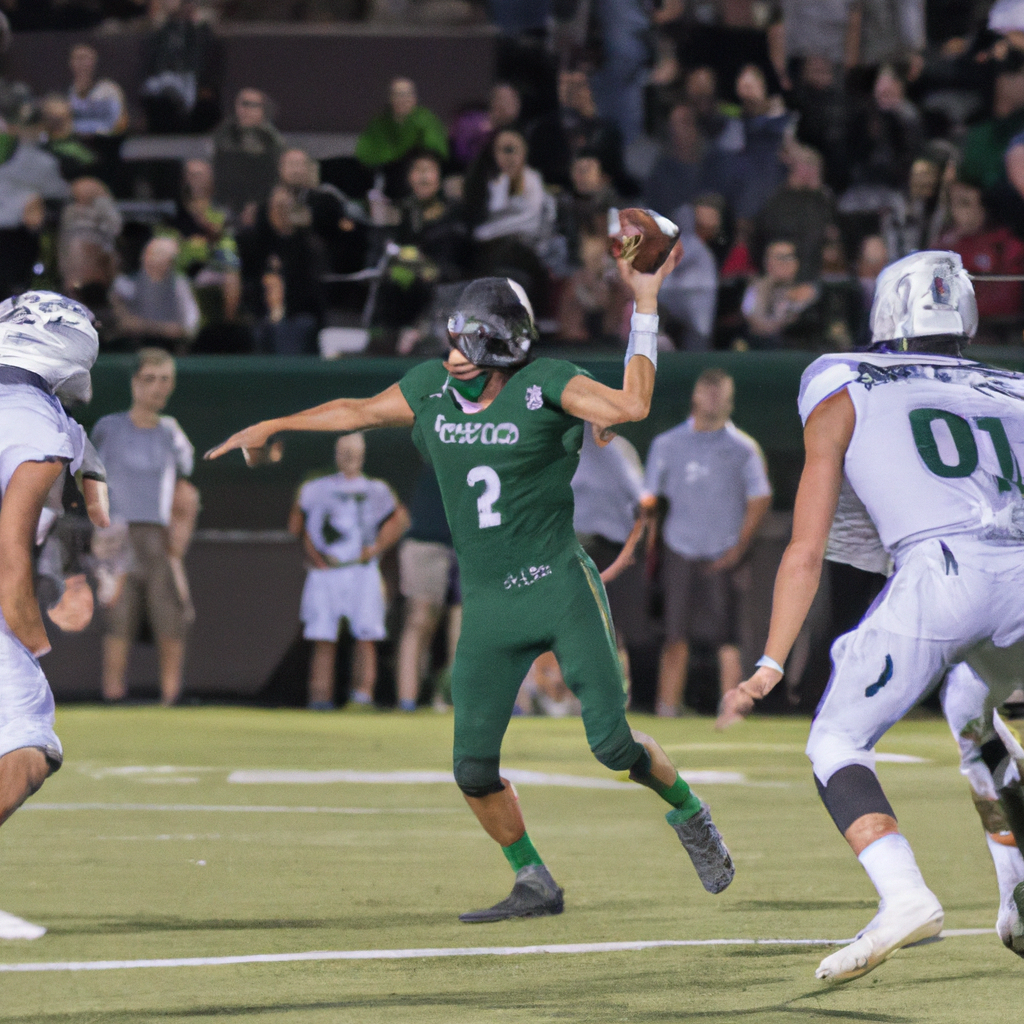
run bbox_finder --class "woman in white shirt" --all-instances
[473,129,551,247]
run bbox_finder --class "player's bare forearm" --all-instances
[205,384,415,462]
[561,356,655,430]
[0,459,65,655]
[365,505,410,561]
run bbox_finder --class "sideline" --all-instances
[23,804,459,815]
[0,931,993,973]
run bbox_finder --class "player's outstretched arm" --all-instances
[560,242,682,432]
[716,390,853,729]
[205,383,416,464]
[0,459,66,657]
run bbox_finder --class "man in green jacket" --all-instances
[355,78,448,172]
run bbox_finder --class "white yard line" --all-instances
[0,931,994,973]
[23,804,458,815]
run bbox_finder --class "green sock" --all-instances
[656,774,703,821]
[502,832,544,872]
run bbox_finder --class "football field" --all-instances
[0,706,1021,1023]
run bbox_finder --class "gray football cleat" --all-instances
[667,803,735,894]
[459,864,564,923]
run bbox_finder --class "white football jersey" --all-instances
[799,352,1024,553]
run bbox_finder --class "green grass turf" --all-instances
[0,706,1021,1022]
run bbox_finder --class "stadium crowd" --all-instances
[2,1,1024,356]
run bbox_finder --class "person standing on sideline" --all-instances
[91,349,198,706]
[395,464,461,713]
[644,368,772,717]
[288,433,409,710]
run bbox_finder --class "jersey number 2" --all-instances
[467,466,502,528]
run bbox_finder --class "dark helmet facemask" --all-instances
[447,277,537,369]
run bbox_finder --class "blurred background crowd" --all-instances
[4,0,1024,357]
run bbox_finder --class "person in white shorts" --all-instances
[0,290,109,939]
[288,432,408,709]
[718,250,1024,982]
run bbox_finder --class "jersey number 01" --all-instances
[467,466,502,528]
[910,408,1023,492]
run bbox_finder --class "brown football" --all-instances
[608,208,680,273]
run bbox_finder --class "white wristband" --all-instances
[756,655,784,675]
[625,307,659,369]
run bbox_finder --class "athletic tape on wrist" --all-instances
[755,655,784,676]
[625,308,659,369]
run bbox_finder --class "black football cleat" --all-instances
[459,864,564,923]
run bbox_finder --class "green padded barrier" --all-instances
[83,348,1024,530]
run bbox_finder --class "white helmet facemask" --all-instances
[0,291,99,404]
[870,250,978,348]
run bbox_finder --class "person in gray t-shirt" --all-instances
[91,348,199,705]
[643,368,772,716]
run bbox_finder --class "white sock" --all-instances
[986,834,1024,900]
[857,833,930,906]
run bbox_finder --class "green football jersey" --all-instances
[399,357,590,596]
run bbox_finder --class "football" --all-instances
[607,207,680,273]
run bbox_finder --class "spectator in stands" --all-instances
[0,191,45,299]
[212,88,284,224]
[527,68,627,193]
[395,464,461,713]
[354,77,448,195]
[939,179,1024,330]
[880,147,952,259]
[588,0,651,144]
[854,233,889,343]
[557,219,630,344]
[850,0,926,76]
[961,52,1024,193]
[693,191,732,267]
[657,204,719,351]
[289,433,409,711]
[0,101,71,205]
[683,67,727,147]
[239,184,326,355]
[111,236,201,352]
[717,64,792,222]
[644,104,720,219]
[276,147,368,276]
[58,176,121,299]
[559,151,619,266]
[846,64,924,194]
[775,0,858,87]
[164,158,246,351]
[643,368,773,717]
[140,0,220,134]
[92,347,199,707]
[788,54,848,191]
[40,94,98,182]
[461,81,526,226]
[754,145,836,283]
[67,43,127,138]
[740,237,819,348]
[373,149,469,336]
[471,128,554,306]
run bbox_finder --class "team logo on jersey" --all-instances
[433,414,519,445]
[525,384,543,411]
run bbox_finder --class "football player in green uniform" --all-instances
[207,253,736,921]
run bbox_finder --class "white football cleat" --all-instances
[1001,881,1024,957]
[816,891,943,983]
[0,910,46,940]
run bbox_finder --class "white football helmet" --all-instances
[0,291,99,403]
[870,250,978,348]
